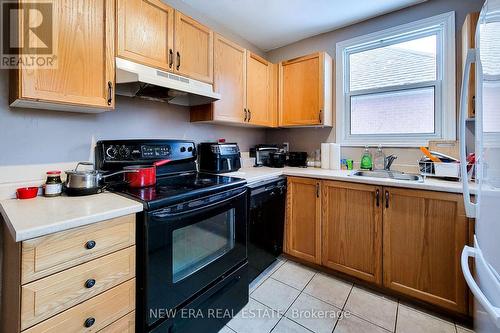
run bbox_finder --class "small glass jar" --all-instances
[45,171,62,197]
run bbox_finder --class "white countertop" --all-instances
[0,192,143,242]
[226,166,475,194]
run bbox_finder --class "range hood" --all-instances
[115,57,220,106]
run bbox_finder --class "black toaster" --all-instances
[198,142,241,173]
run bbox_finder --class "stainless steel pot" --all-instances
[64,162,134,195]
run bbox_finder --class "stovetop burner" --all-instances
[110,172,247,210]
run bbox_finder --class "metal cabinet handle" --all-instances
[85,240,96,250]
[244,108,247,122]
[84,279,96,288]
[169,49,173,68]
[316,183,320,198]
[176,51,181,70]
[375,189,380,207]
[385,190,389,209]
[107,81,113,106]
[248,109,251,122]
[319,109,323,123]
[84,317,95,328]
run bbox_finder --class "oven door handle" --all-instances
[152,188,247,218]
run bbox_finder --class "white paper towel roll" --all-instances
[321,143,330,169]
[329,143,341,170]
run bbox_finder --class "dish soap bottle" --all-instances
[373,145,386,170]
[360,146,373,170]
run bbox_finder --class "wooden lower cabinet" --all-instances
[285,177,321,264]
[321,181,382,284]
[1,214,137,333]
[383,187,469,314]
[285,177,470,315]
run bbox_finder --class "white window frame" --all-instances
[335,11,456,147]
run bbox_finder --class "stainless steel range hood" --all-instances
[115,57,220,106]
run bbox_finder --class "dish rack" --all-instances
[418,160,475,181]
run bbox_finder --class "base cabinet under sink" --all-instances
[284,177,470,316]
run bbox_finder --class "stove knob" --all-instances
[131,150,142,159]
[119,146,131,158]
[106,146,118,159]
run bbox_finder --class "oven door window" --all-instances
[172,209,236,283]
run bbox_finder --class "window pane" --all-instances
[350,87,435,135]
[349,35,437,92]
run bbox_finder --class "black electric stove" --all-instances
[96,139,249,333]
[111,171,246,210]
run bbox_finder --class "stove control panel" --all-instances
[95,140,196,170]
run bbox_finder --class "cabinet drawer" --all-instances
[23,279,135,333]
[21,214,135,284]
[21,247,135,330]
[99,311,135,333]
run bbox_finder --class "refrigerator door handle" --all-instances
[461,245,500,328]
[459,48,477,218]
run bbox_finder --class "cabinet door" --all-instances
[285,177,321,264]
[462,12,479,118]
[383,187,469,314]
[279,52,332,126]
[117,0,174,71]
[212,34,246,123]
[246,52,274,127]
[19,0,115,109]
[322,181,383,284]
[174,12,213,83]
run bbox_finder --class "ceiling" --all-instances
[180,0,426,51]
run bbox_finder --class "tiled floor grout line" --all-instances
[331,284,354,333]
[393,300,400,333]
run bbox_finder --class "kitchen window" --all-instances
[335,12,456,146]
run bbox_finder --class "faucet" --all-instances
[385,155,398,171]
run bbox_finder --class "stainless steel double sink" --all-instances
[350,170,424,182]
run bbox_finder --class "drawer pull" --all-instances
[84,278,96,288]
[85,240,96,250]
[84,317,95,328]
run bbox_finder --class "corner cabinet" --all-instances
[246,52,276,127]
[284,177,322,264]
[190,45,277,127]
[322,181,383,285]
[279,52,333,127]
[383,187,469,314]
[10,0,115,112]
[117,0,174,71]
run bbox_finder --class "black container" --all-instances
[287,152,308,167]
[269,152,286,168]
[198,142,241,173]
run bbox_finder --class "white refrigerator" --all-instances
[460,0,500,332]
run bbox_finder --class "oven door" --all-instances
[145,187,247,327]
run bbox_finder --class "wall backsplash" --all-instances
[0,73,265,166]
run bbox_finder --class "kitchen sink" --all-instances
[351,170,424,182]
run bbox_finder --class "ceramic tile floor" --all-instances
[220,258,475,333]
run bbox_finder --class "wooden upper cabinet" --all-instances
[10,0,115,111]
[285,177,321,264]
[174,12,213,83]
[246,52,274,127]
[279,52,333,127]
[211,34,246,123]
[117,0,174,71]
[382,188,469,314]
[462,12,479,118]
[322,181,383,284]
